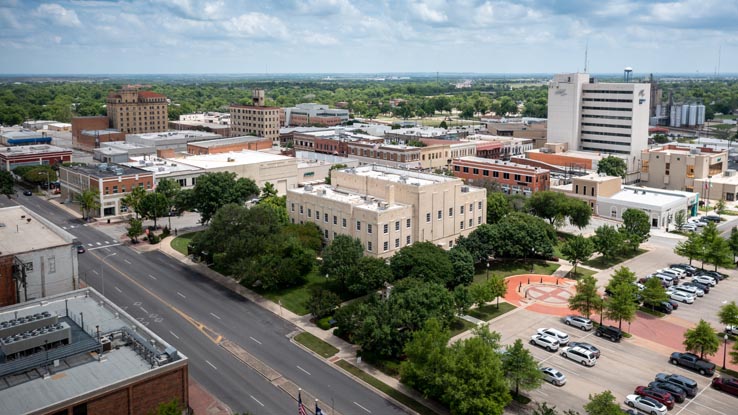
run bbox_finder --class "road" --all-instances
[2,194,408,415]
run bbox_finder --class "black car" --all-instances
[76,245,86,254]
[695,269,727,280]
[22,190,33,196]
[668,299,680,310]
[683,280,710,293]
[670,263,696,276]
[648,381,687,403]
[649,301,673,314]
[568,341,601,358]
[595,325,623,342]
[700,215,721,223]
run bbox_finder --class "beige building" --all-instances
[694,169,738,202]
[287,165,487,258]
[565,174,623,211]
[229,89,282,145]
[106,86,168,134]
[640,145,727,192]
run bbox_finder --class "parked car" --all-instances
[624,394,667,415]
[536,328,569,345]
[76,245,86,254]
[22,190,32,196]
[697,269,726,281]
[568,341,601,358]
[711,376,738,397]
[655,373,699,398]
[595,325,623,342]
[679,223,697,232]
[648,381,687,403]
[726,325,738,336]
[658,268,685,279]
[541,367,566,386]
[669,290,695,304]
[563,315,593,331]
[670,263,697,276]
[688,217,707,227]
[669,352,716,376]
[702,214,721,223]
[667,299,680,310]
[530,334,560,352]
[692,275,717,286]
[673,284,704,297]
[683,280,710,294]
[634,386,675,410]
[648,301,673,314]
[560,346,597,366]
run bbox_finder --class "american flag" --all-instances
[298,390,307,415]
[315,400,325,415]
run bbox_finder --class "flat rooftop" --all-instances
[0,206,75,255]
[575,173,620,182]
[128,131,221,141]
[124,157,202,174]
[63,163,152,178]
[703,171,738,184]
[455,156,549,172]
[527,148,605,161]
[606,186,697,206]
[177,150,294,169]
[188,136,267,148]
[347,165,460,186]
[0,144,70,156]
[80,129,122,136]
[0,288,186,415]
[645,145,726,156]
[292,184,408,212]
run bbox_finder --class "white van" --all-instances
[653,273,676,287]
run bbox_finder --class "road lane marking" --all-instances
[112,239,117,243]
[210,312,221,320]
[87,243,93,247]
[114,286,122,293]
[675,385,713,415]
[687,399,727,415]
[169,331,180,339]
[104,241,110,244]
[249,336,262,345]
[250,395,264,407]
[89,244,121,251]
[92,270,99,275]
[206,360,217,370]
[297,365,311,375]
[123,259,131,264]
[177,292,186,298]
[148,274,157,280]
[354,401,371,413]
[96,242,101,246]
[140,307,148,314]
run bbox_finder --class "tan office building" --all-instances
[106,87,168,134]
[229,89,282,145]
[287,165,487,257]
[640,145,727,192]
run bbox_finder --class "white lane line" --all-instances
[89,243,121,251]
[123,259,131,264]
[210,312,221,320]
[92,270,99,275]
[83,224,88,227]
[249,336,262,345]
[148,274,157,280]
[114,286,122,293]
[169,331,180,340]
[687,399,727,415]
[296,365,311,376]
[87,243,93,247]
[675,385,713,415]
[177,292,186,298]
[250,395,264,407]
[104,241,110,244]
[140,306,148,314]
[69,225,76,229]
[206,360,217,370]
[96,242,101,246]
[112,239,118,243]
[62,226,67,229]
[354,401,371,413]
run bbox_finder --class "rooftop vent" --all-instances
[461,186,470,193]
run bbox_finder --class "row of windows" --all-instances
[425,201,483,222]
[582,98,633,103]
[292,204,412,231]
[581,122,631,130]
[581,146,630,155]
[582,114,632,121]
[581,106,632,112]
[104,182,150,195]
[581,130,632,138]
[581,138,630,146]
[582,89,633,94]
[366,236,412,252]
[454,166,539,182]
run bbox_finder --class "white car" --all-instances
[669,290,695,304]
[540,367,566,386]
[680,223,697,232]
[658,268,685,279]
[537,328,570,345]
[688,217,707,227]
[692,275,717,286]
[530,334,560,352]
[563,315,593,331]
[560,346,597,367]
[726,325,738,336]
[625,394,667,415]
[674,284,703,297]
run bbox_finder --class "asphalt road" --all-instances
[3,194,408,415]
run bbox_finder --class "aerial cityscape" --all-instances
[1,1,738,415]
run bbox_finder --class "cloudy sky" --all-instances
[1,0,736,75]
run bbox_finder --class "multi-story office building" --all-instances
[547,73,650,178]
[229,89,282,145]
[640,145,727,192]
[106,86,168,134]
[284,103,349,127]
[451,157,550,195]
[287,165,487,257]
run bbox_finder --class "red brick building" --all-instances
[71,116,109,145]
[187,136,272,155]
[452,156,550,195]
[76,129,126,151]
[0,144,72,172]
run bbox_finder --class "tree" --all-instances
[390,242,454,286]
[0,170,13,198]
[155,178,181,228]
[568,275,603,319]
[490,212,556,261]
[151,399,185,415]
[501,338,542,397]
[452,285,472,315]
[401,318,451,400]
[489,275,508,309]
[258,195,289,225]
[126,218,143,243]
[592,225,623,260]
[348,256,393,295]
[703,234,733,271]
[683,319,720,359]
[138,192,169,229]
[674,210,686,230]
[560,235,594,275]
[307,287,341,318]
[620,209,650,252]
[320,235,364,289]
[527,191,567,225]
[715,199,726,215]
[260,182,278,199]
[641,276,669,310]
[121,186,147,219]
[597,156,627,178]
[718,301,738,327]
[729,227,738,262]
[486,192,511,224]
[75,189,100,220]
[604,277,637,330]
[674,231,703,265]
[567,199,592,229]
[189,172,259,224]
[448,247,475,287]
[584,390,622,415]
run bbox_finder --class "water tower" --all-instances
[624,67,633,82]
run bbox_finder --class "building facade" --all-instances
[76,129,126,151]
[451,157,550,195]
[106,87,168,134]
[640,145,727,192]
[186,136,272,155]
[0,145,72,172]
[287,165,487,257]
[283,103,349,127]
[71,116,110,145]
[229,89,282,145]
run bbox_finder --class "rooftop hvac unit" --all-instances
[461,186,470,193]
[690,148,701,155]
[725,170,736,177]
[304,184,313,192]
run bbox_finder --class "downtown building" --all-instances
[229,89,282,145]
[106,86,169,134]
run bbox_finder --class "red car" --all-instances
[634,386,674,410]
[712,377,738,397]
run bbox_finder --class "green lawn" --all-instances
[294,332,338,358]
[449,318,476,337]
[566,266,596,280]
[474,261,559,284]
[583,249,647,270]
[467,302,516,321]
[553,232,576,258]
[336,360,440,415]
[258,269,329,316]
[170,231,200,255]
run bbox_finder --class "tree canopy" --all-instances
[186,172,259,224]
[683,319,720,358]
[596,156,627,178]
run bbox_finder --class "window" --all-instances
[384,241,389,251]
[426,213,431,222]
[333,215,337,225]
[460,205,465,214]
[316,210,320,219]
[406,235,411,245]
[460,221,465,229]
[291,203,295,212]
[469,219,473,227]
[324,213,328,222]
[514,174,521,181]
[324,229,328,238]
[357,221,362,231]
[395,238,400,248]
[575,184,579,193]
[503,172,510,179]
[48,257,56,274]
[493,171,499,178]
[367,241,373,251]
[121,186,126,193]
[383,224,389,234]
[469,203,473,212]
[478,201,482,210]
[438,210,442,220]
[368,224,373,234]
[104,187,109,195]
[307,209,312,218]
[449,207,454,217]
[343,218,347,227]
[483,169,489,176]
[463,167,469,173]
[525,176,532,183]
[395,221,400,231]
[473,168,479,175]
[407,219,411,228]
[478,216,482,225]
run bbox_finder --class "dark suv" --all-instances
[595,325,623,342]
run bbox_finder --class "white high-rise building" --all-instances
[547,73,651,176]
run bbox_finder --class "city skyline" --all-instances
[0,0,736,75]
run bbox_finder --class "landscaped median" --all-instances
[293,332,338,358]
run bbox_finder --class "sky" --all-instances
[1,0,737,75]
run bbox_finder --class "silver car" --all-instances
[564,315,593,331]
[530,334,560,352]
[537,328,570,345]
[541,367,566,386]
[674,284,704,297]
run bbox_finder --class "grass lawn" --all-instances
[257,269,328,316]
[336,360,440,415]
[170,231,200,255]
[474,261,559,284]
[583,249,647,270]
[553,232,576,258]
[467,302,516,321]
[566,266,596,280]
[449,318,476,337]
[294,332,338,358]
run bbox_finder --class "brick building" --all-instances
[106,87,168,134]
[229,89,282,145]
[0,288,188,415]
[186,136,272,155]
[71,116,109,144]
[452,156,550,195]
[76,129,126,151]
[0,145,72,172]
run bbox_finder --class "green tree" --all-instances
[0,170,13,198]
[155,178,181,228]
[641,276,669,311]
[75,189,101,220]
[486,192,511,224]
[567,199,592,229]
[121,186,147,219]
[320,235,364,289]
[348,256,393,295]
[258,195,289,225]
[674,231,703,265]
[501,338,542,397]
[527,191,568,225]
[568,275,603,319]
[150,399,184,415]
[715,199,726,215]
[674,210,686,230]
[597,156,627,178]
[126,217,143,243]
[490,212,556,261]
[189,172,259,224]
[592,225,623,260]
[683,319,720,358]
[703,234,733,271]
[489,275,508,309]
[604,271,638,330]
[729,227,738,262]
[584,391,622,415]
[560,235,594,275]
[718,301,738,327]
[448,247,475,287]
[390,242,454,286]
[307,287,341,318]
[452,285,473,315]
[401,318,452,399]
[620,209,650,252]
[260,182,278,200]
[138,192,169,229]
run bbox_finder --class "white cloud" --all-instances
[296,0,358,16]
[411,1,447,23]
[302,32,339,45]
[35,3,82,27]
[0,7,21,29]
[225,12,288,40]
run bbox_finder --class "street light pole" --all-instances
[486,261,490,281]
[101,252,117,297]
[724,334,729,370]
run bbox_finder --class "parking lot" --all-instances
[489,310,734,414]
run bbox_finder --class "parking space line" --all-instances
[675,385,717,415]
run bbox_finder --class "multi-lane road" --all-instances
[2,194,409,415]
